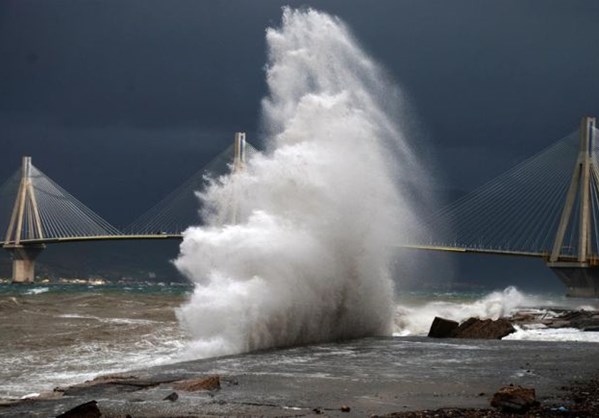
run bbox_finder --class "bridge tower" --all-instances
[233,132,246,172]
[547,116,599,297]
[2,156,45,283]
[229,132,246,224]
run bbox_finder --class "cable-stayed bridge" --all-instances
[2,117,599,297]
[410,116,599,297]
[1,133,254,283]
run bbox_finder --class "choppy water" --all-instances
[0,283,189,399]
[1,283,598,400]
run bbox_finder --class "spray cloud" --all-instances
[175,7,425,358]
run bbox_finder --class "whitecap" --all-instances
[25,287,49,295]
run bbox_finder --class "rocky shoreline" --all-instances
[510,308,599,331]
[5,369,599,418]
[428,308,599,339]
[1,334,599,417]
[24,375,599,418]
[2,309,598,417]
[378,377,599,417]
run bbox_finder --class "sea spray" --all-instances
[393,287,545,336]
[175,7,426,358]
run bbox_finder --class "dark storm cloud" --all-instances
[0,1,268,130]
[0,0,275,223]
[341,2,599,143]
[1,0,599,216]
[338,1,599,192]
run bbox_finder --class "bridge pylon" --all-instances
[233,132,246,173]
[547,116,599,297]
[2,156,46,283]
[228,132,246,225]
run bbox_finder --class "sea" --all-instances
[1,282,598,401]
[0,282,187,400]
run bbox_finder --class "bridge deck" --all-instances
[402,244,548,259]
[402,244,599,264]
[1,234,183,246]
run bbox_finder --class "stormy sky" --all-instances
[2,1,599,289]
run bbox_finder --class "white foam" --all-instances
[393,287,599,341]
[0,334,186,399]
[175,7,427,359]
[504,326,599,343]
[104,318,159,325]
[394,287,542,336]
[25,287,49,295]
[57,314,97,319]
[56,314,158,325]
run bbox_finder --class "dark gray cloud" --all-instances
[2,1,598,196]
[1,0,599,289]
[0,1,268,129]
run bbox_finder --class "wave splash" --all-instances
[174,7,424,359]
[393,286,546,336]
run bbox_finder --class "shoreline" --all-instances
[377,377,599,417]
[2,337,599,417]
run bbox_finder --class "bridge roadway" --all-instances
[2,237,546,258]
[0,234,183,246]
[402,245,599,266]
[403,244,547,259]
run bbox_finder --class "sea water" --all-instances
[1,283,597,400]
[0,283,187,399]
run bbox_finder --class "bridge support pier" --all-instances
[549,263,599,298]
[3,245,45,283]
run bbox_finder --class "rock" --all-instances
[490,385,538,412]
[56,400,101,418]
[340,405,351,412]
[453,317,515,339]
[173,375,221,392]
[428,317,459,338]
[545,310,599,330]
[510,312,535,323]
[428,317,515,339]
[59,374,166,397]
[163,391,179,401]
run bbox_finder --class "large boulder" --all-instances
[428,317,459,338]
[453,317,515,339]
[428,317,516,339]
[490,385,538,412]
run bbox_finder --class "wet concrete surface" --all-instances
[2,336,598,417]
